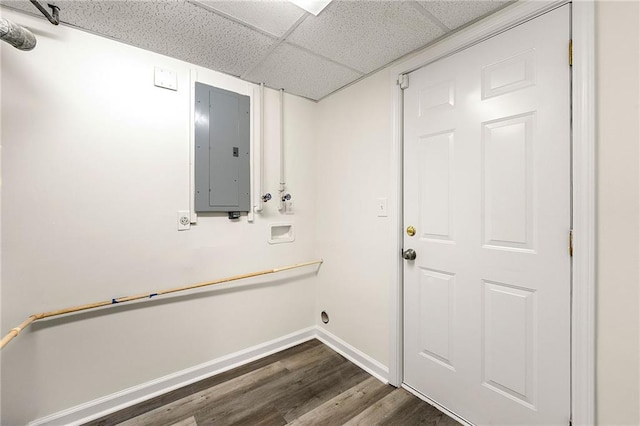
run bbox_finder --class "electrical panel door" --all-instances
[194,83,250,213]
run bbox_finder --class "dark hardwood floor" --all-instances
[84,339,460,426]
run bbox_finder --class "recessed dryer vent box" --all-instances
[194,82,250,213]
[269,223,295,244]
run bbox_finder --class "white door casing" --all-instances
[402,5,571,425]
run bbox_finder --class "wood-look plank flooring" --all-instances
[84,339,460,426]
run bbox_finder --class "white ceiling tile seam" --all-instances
[243,43,362,101]
[187,0,281,40]
[283,41,366,76]
[408,1,451,33]
[286,1,446,76]
[190,0,307,38]
[240,13,311,83]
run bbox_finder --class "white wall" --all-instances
[315,70,392,366]
[2,2,639,425]
[315,2,640,425]
[595,1,640,424]
[1,9,317,425]
[0,24,3,423]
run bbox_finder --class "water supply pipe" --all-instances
[255,83,268,212]
[278,88,289,212]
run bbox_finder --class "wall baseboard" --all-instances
[28,327,317,426]
[28,326,390,426]
[315,327,390,384]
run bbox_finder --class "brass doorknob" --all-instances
[406,226,416,236]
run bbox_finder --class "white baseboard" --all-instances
[28,326,391,426]
[28,327,317,426]
[315,327,390,384]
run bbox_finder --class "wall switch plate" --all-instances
[177,210,191,231]
[154,67,177,91]
[377,198,388,217]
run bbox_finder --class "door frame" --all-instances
[387,1,595,424]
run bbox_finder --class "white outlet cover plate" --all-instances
[154,67,177,91]
[177,210,191,231]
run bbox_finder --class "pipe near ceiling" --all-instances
[0,17,36,51]
[29,0,59,25]
[278,88,286,212]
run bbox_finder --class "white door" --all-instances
[403,5,571,425]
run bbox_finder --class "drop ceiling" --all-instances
[1,0,512,101]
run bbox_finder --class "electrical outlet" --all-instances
[177,210,191,231]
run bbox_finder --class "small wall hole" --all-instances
[321,311,329,324]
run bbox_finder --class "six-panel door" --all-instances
[403,5,571,425]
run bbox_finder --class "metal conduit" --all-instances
[0,1,62,50]
[29,0,59,25]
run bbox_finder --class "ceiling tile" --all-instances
[165,2,278,76]
[418,0,511,30]
[191,0,307,38]
[1,0,512,101]
[286,0,445,74]
[0,1,37,15]
[2,0,278,78]
[244,43,362,100]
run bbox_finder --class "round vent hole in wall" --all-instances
[321,311,329,324]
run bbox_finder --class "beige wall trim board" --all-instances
[315,327,390,385]
[387,1,595,425]
[27,327,317,426]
